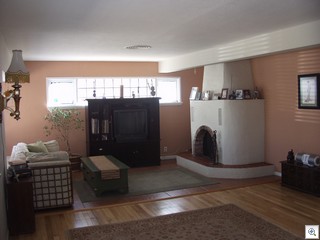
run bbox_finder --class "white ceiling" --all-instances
[0,0,320,62]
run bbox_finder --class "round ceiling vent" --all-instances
[125,45,152,50]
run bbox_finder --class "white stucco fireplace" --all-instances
[190,99,265,165]
[177,60,274,178]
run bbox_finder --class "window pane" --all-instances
[105,78,113,87]
[131,78,139,87]
[123,88,131,98]
[86,79,95,88]
[113,78,121,87]
[95,78,104,88]
[139,87,149,97]
[78,89,87,99]
[47,78,75,107]
[157,78,180,103]
[86,88,95,99]
[114,87,120,98]
[77,78,87,88]
[139,79,148,88]
[105,88,114,98]
[122,78,130,86]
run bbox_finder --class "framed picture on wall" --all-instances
[298,73,320,109]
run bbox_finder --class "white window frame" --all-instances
[46,77,181,108]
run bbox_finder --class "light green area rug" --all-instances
[74,167,218,203]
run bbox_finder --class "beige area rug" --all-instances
[67,204,302,240]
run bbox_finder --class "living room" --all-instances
[1,1,320,239]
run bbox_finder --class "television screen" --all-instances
[113,109,148,142]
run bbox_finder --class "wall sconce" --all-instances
[0,50,30,122]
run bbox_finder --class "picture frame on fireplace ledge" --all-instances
[189,87,199,100]
[221,88,228,99]
[243,89,251,99]
[235,89,244,100]
[202,90,211,100]
[298,73,320,109]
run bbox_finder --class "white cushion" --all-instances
[10,142,29,161]
[10,145,17,161]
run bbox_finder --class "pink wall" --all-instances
[159,68,203,154]
[251,47,320,171]
[3,61,203,157]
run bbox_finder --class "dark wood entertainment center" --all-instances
[86,98,160,167]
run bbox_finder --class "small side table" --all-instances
[6,177,35,235]
[70,154,82,171]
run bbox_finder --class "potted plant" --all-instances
[44,107,84,170]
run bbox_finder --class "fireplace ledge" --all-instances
[177,152,274,179]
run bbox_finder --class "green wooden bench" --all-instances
[81,155,129,196]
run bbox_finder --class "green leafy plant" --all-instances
[44,107,84,153]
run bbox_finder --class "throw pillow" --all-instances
[44,140,60,152]
[27,141,49,153]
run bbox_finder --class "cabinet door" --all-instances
[294,166,305,189]
[301,167,313,192]
[6,180,35,234]
[281,162,295,186]
[312,170,320,194]
[109,141,160,167]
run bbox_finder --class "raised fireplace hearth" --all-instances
[177,152,274,179]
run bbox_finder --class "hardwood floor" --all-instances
[9,160,319,240]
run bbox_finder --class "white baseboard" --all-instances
[160,155,177,160]
[274,171,281,177]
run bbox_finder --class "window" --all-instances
[156,77,181,104]
[47,78,76,106]
[46,77,181,107]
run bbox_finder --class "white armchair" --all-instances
[9,140,73,210]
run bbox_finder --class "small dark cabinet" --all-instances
[86,98,160,167]
[6,178,35,235]
[281,161,320,196]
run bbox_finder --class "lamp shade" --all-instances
[5,50,30,83]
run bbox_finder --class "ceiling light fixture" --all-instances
[125,45,152,50]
